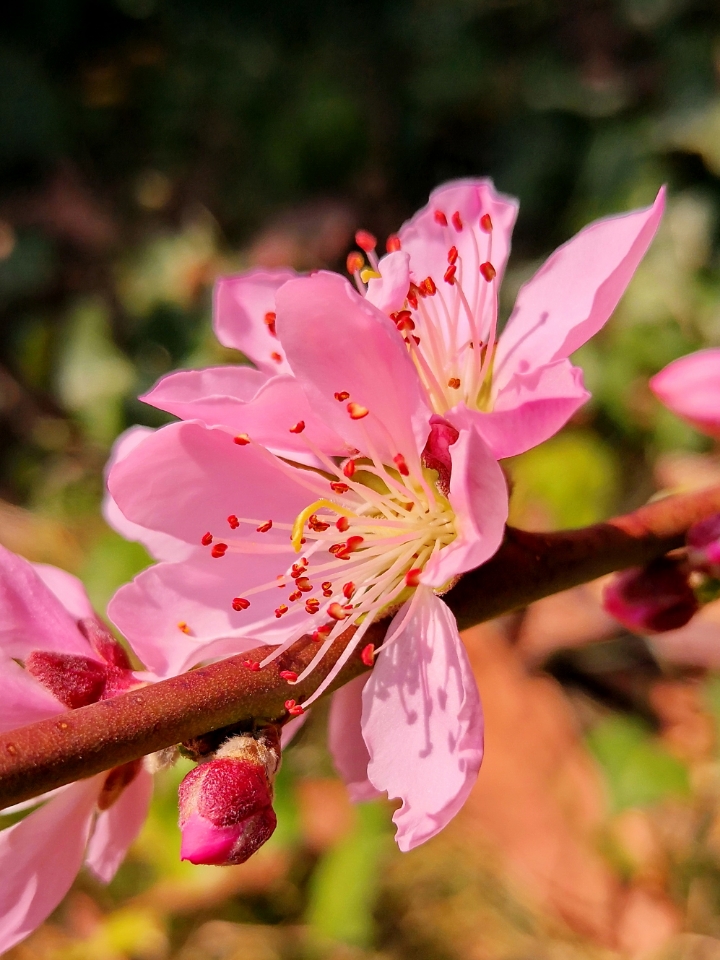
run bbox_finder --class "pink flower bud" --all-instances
[178,733,280,866]
[603,558,698,634]
[687,513,720,575]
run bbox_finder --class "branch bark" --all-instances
[1,483,719,811]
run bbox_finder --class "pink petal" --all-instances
[142,368,348,458]
[275,272,432,465]
[85,767,153,883]
[422,425,508,588]
[103,427,193,562]
[0,777,101,953]
[362,589,484,850]
[31,564,95,621]
[107,420,319,545]
[650,349,720,439]
[328,675,382,802]
[214,269,297,375]
[0,545,89,659]
[0,659,65,733]
[108,550,296,677]
[494,187,665,383]
[281,711,308,747]
[366,251,411,315]
[466,359,590,459]
[398,179,518,290]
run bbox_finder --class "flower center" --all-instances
[350,215,499,416]
[199,418,458,706]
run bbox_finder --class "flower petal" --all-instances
[0,660,65,733]
[650,349,720,439]
[366,251,411,315]
[422,425,508,588]
[0,545,89,659]
[103,427,193,562]
[142,368,348,458]
[398,179,518,289]
[31,564,95,621]
[0,778,101,953]
[328,675,382,802]
[494,187,665,383]
[466,360,590,459]
[362,588,484,850]
[108,420,321,545]
[85,766,153,883]
[214,269,297,375]
[108,550,297,677]
[275,272,432,465]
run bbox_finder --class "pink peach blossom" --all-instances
[650,348,720,440]
[144,182,664,464]
[0,547,154,953]
[108,271,508,850]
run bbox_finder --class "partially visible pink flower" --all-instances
[603,558,698,634]
[0,547,154,953]
[108,272,508,850]
[650,348,720,440]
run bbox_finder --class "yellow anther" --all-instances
[291,499,357,552]
[359,267,381,283]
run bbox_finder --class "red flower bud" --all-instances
[178,732,280,866]
[687,513,720,575]
[25,651,109,708]
[603,558,698,634]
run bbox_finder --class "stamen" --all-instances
[480,261,496,282]
[434,210,448,226]
[355,230,377,252]
[343,459,356,478]
[228,515,240,529]
[451,211,463,231]
[289,421,305,434]
[361,644,375,666]
[256,520,273,533]
[328,602,350,621]
[347,402,369,420]
[386,234,401,252]
[264,311,277,337]
[234,434,250,446]
[448,377,461,389]
[285,700,304,716]
[243,660,261,671]
[211,543,228,558]
[330,481,349,494]
[280,670,298,682]
[393,453,410,476]
[201,532,213,545]
[405,568,422,587]
[270,352,283,364]
[480,213,493,232]
[334,391,350,402]
[232,597,250,611]
[177,621,191,634]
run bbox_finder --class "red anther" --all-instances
[451,211,463,231]
[234,433,250,445]
[345,535,364,552]
[444,265,456,284]
[396,313,415,332]
[448,377,461,389]
[342,581,356,599]
[256,520,273,533]
[323,588,334,596]
[343,459,356,478]
[447,245,458,264]
[232,597,251,611]
[336,516,350,532]
[305,598,320,614]
[201,532,213,546]
[393,309,413,325]
[211,543,228,558]
[480,213,493,232]
[274,604,289,618]
[312,624,332,642]
[422,276,437,296]
[328,602,350,621]
[321,581,332,591]
[361,644,375,667]
[334,391,350,402]
[433,210,448,226]
[290,564,305,578]
[227,515,240,529]
[407,287,418,309]
[295,577,313,593]
[280,670,298,682]
[242,659,260,671]
[346,251,364,274]
[308,514,330,532]
[177,621,191,634]
[264,311,277,337]
[347,402,369,420]
[289,421,305,433]
[329,543,346,555]
[393,453,410,476]
[270,352,283,363]
[405,568,422,587]
[386,234,401,252]
[285,700,305,716]
[330,481,349,494]
[412,335,421,345]
[480,261,496,282]
[288,591,301,602]
[355,229,377,252]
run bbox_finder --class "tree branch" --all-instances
[1,483,719,811]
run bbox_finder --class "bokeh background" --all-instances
[4,0,720,957]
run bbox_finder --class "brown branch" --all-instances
[1,483,719,811]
